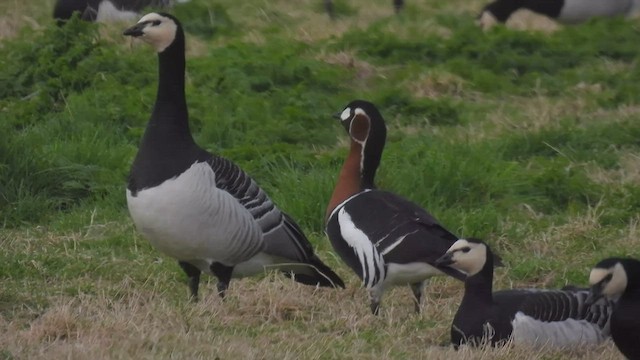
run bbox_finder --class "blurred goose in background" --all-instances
[478,0,640,29]
[436,238,615,348]
[325,100,466,315]
[122,12,344,301]
[54,0,190,23]
[588,257,640,359]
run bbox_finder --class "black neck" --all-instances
[146,29,192,143]
[462,256,494,305]
[128,26,206,193]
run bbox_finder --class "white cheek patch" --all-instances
[465,246,487,276]
[136,13,177,53]
[340,108,351,121]
[603,263,628,297]
[448,239,471,253]
[447,241,486,276]
[588,268,610,286]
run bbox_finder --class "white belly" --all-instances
[126,162,264,266]
[383,262,444,286]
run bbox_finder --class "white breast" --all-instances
[511,312,608,347]
[384,262,444,286]
[126,162,264,268]
[558,0,632,23]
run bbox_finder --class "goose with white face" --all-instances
[123,12,177,53]
[435,239,487,276]
[588,262,628,302]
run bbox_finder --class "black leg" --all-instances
[178,261,201,301]
[369,287,383,315]
[393,0,403,13]
[324,0,334,19]
[210,262,234,299]
[410,281,424,313]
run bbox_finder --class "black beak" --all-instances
[332,112,342,120]
[585,284,604,307]
[123,23,145,37]
[435,252,454,267]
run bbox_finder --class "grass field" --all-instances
[1,0,639,358]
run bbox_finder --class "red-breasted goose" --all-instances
[54,0,188,23]
[436,239,614,348]
[478,0,640,29]
[588,257,640,359]
[123,13,344,300]
[325,100,466,315]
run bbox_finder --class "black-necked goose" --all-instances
[123,13,344,300]
[478,0,640,29]
[588,257,640,359]
[325,100,466,315]
[435,239,614,348]
[54,0,188,23]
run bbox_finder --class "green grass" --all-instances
[1,0,639,358]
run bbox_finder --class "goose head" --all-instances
[436,238,489,277]
[123,12,181,53]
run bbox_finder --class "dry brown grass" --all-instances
[0,266,626,359]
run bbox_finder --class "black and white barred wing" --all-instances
[510,289,613,347]
[209,155,344,288]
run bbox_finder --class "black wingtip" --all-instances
[307,256,346,288]
[282,256,345,289]
[283,263,345,289]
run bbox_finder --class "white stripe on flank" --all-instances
[337,208,385,288]
[380,230,418,256]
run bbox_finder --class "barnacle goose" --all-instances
[435,238,614,348]
[478,0,640,29]
[54,0,189,23]
[588,257,640,359]
[325,100,466,315]
[123,13,344,300]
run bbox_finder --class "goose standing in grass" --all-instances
[478,0,640,29]
[325,100,466,315]
[587,257,640,359]
[435,238,614,348]
[54,0,189,23]
[122,13,344,300]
